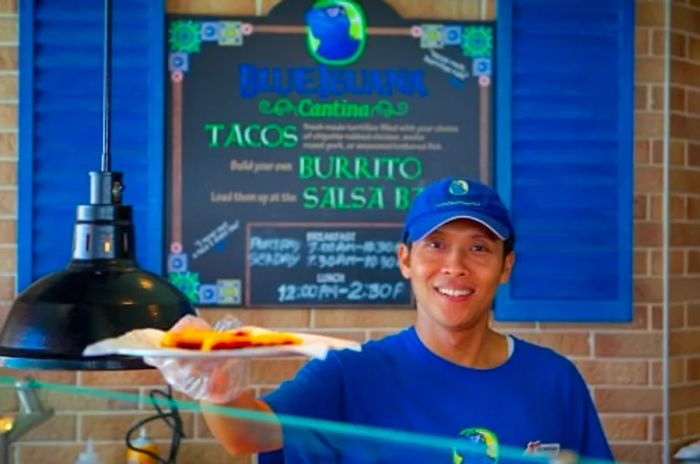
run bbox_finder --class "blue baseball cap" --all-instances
[402,177,513,243]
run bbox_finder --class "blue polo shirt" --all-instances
[263,327,613,463]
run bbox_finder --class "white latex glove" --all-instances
[144,315,250,404]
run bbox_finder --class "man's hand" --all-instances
[144,315,250,404]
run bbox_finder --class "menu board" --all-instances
[165,0,495,307]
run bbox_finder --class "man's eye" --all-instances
[471,244,489,253]
[426,240,444,249]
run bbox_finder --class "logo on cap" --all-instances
[448,180,470,196]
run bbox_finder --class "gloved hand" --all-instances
[144,315,250,404]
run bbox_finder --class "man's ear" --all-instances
[397,243,411,279]
[500,251,515,284]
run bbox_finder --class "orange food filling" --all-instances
[161,328,302,351]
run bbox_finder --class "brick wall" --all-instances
[1,0,698,463]
[667,0,700,457]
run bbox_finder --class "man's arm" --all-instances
[201,389,283,455]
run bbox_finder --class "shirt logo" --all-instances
[452,427,499,463]
[523,441,560,456]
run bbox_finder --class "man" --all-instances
[150,177,613,463]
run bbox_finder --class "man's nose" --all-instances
[441,248,470,275]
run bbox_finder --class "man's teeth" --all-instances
[437,287,473,297]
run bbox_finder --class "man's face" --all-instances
[397,219,515,332]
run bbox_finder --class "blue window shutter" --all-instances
[494,0,634,321]
[18,0,165,290]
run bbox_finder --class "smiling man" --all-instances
[150,177,614,463]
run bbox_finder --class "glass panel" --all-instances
[0,374,614,464]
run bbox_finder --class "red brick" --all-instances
[575,359,648,385]
[652,413,686,440]
[21,413,76,441]
[634,250,648,276]
[634,278,663,303]
[16,443,126,464]
[80,411,195,440]
[691,35,700,61]
[651,139,665,164]
[594,332,662,357]
[671,195,688,221]
[652,358,685,385]
[688,302,700,326]
[669,277,700,302]
[687,356,700,381]
[367,329,398,340]
[672,60,700,88]
[635,111,664,136]
[635,166,662,192]
[670,224,700,246]
[637,3,666,26]
[0,46,17,71]
[636,27,650,55]
[600,415,647,440]
[0,18,17,43]
[635,222,663,247]
[634,194,648,220]
[0,247,16,272]
[0,367,76,384]
[199,308,310,328]
[483,0,496,19]
[0,132,16,157]
[611,444,663,463]
[80,369,165,387]
[650,85,663,111]
[249,357,305,385]
[651,303,685,329]
[594,387,662,413]
[689,198,700,220]
[0,274,14,301]
[689,410,700,435]
[634,139,650,165]
[0,103,16,129]
[670,31,688,58]
[297,329,365,343]
[0,189,15,216]
[670,384,700,411]
[672,4,700,35]
[314,309,414,328]
[0,160,16,186]
[0,218,16,245]
[512,332,589,356]
[690,90,700,115]
[38,387,140,411]
[690,143,700,166]
[0,75,17,101]
[669,85,687,112]
[0,0,16,13]
[669,329,700,355]
[651,249,685,275]
[177,441,251,463]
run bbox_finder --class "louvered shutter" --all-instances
[18,0,165,290]
[494,0,634,321]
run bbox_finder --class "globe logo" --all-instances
[449,180,470,196]
[305,0,366,66]
[452,428,499,464]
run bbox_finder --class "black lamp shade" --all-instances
[0,172,197,370]
[0,261,195,370]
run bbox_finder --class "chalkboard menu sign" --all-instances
[165,0,495,307]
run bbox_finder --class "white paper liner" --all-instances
[82,328,361,360]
